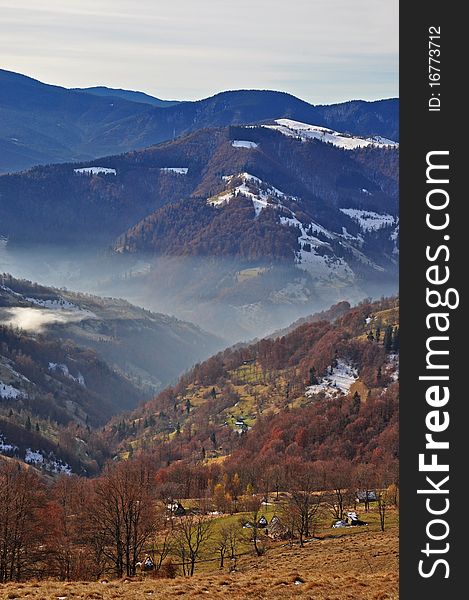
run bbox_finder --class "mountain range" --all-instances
[0,112,398,338]
[0,69,398,174]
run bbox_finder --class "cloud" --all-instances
[0,0,398,103]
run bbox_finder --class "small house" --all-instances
[167,501,186,516]
[356,490,377,503]
[266,516,290,540]
[258,515,268,528]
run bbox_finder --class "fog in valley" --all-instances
[0,240,398,344]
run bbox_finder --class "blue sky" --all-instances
[0,0,398,104]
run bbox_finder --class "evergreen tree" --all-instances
[210,387,217,399]
[176,422,181,436]
[351,391,361,415]
[367,330,375,342]
[376,327,381,343]
[392,327,400,352]
[25,415,32,431]
[309,366,318,385]
[383,326,393,353]
[210,431,217,448]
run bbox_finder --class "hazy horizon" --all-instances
[0,0,398,105]
[3,66,398,106]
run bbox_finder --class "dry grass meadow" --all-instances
[0,513,398,600]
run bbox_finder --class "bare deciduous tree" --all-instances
[87,458,156,578]
[174,515,212,576]
[214,523,241,570]
[0,463,44,582]
[244,497,266,557]
[377,491,387,532]
[284,491,322,547]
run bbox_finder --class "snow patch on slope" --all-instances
[48,363,86,387]
[340,209,396,232]
[25,449,72,475]
[159,167,188,175]
[74,167,116,175]
[26,297,81,311]
[232,140,258,149]
[0,435,18,455]
[306,359,358,398]
[279,215,354,281]
[0,381,26,399]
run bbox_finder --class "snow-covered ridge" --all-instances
[340,209,396,232]
[74,167,116,175]
[209,173,293,216]
[159,167,188,175]
[231,140,258,149]
[263,119,398,150]
[306,359,358,398]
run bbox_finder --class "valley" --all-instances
[0,104,398,339]
[0,68,399,598]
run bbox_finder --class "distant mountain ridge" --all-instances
[0,121,398,338]
[0,69,398,174]
[73,86,181,108]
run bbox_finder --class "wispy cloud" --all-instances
[0,0,398,103]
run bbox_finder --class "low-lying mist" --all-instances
[0,242,398,343]
[0,306,95,332]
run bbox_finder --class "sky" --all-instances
[0,0,398,104]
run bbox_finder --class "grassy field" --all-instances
[0,508,398,599]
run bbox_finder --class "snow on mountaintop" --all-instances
[160,167,188,174]
[208,173,293,216]
[340,209,396,232]
[306,359,358,398]
[74,167,116,175]
[263,119,398,150]
[232,140,258,149]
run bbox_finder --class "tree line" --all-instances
[0,454,398,583]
